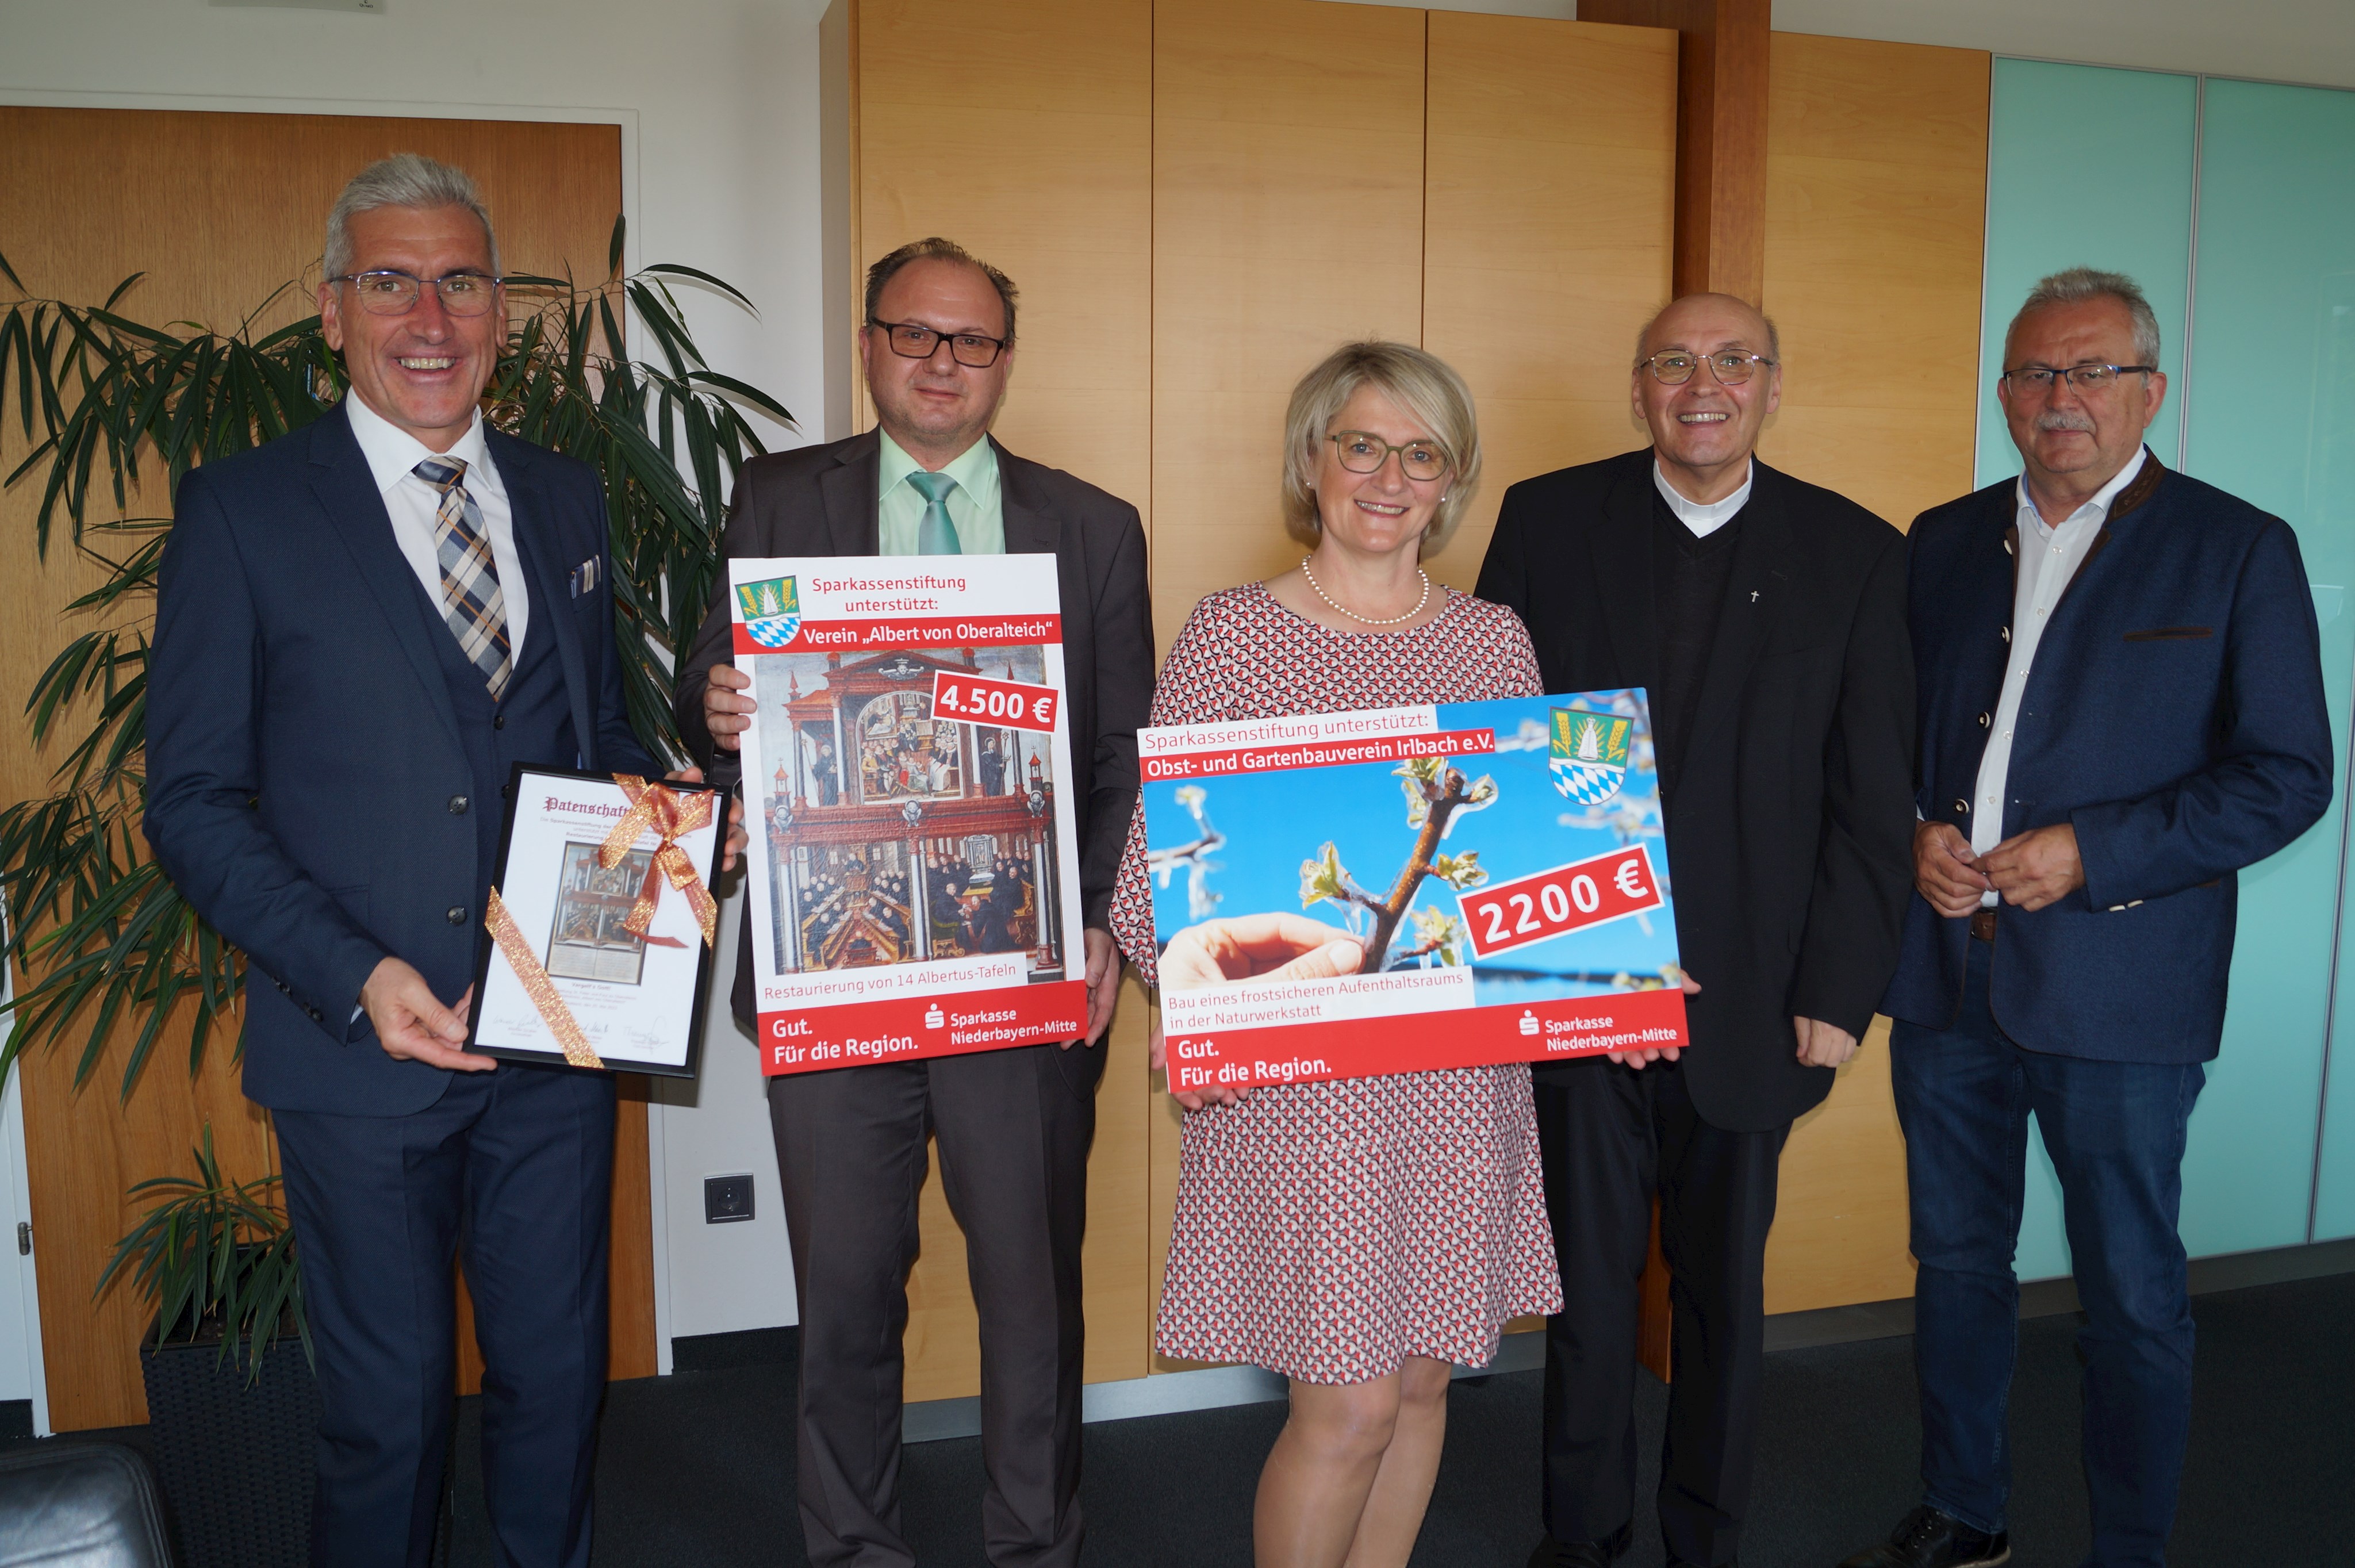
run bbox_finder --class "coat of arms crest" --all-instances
[1550,706,1631,804]
[737,576,801,648]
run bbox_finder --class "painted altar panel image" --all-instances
[730,554,1089,1073]
[747,643,1067,983]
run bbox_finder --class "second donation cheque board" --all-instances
[1138,691,1689,1094]
[731,554,1088,1073]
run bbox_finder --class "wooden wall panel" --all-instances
[1150,0,1428,654]
[1421,11,1677,590]
[856,0,1153,527]
[1758,33,1990,531]
[1579,0,1773,304]
[849,0,1156,1398]
[0,106,648,1429]
[1756,34,1991,1313]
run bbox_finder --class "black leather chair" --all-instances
[0,1441,175,1567]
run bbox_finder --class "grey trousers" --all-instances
[767,1040,1101,1568]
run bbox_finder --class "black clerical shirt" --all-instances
[1648,485,1744,802]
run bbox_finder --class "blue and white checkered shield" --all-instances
[1551,758,1626,805]
[745,614,801,649]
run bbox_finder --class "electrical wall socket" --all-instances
[703,1174,754,1224]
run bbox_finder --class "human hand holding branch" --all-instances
[1151,912,1364,1109]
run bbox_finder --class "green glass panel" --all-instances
[1977,61,2197,490]
[2178,80,2355,1245]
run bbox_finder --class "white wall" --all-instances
[652,888,799,1353]
[1,923,51,1434]
[0,0,829,1362]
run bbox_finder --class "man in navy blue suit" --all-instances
[145,155,738,1568]
[1843,270,2333,1568]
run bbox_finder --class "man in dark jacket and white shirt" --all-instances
[1477,292,1917,1568]
[1844,269,2331,1568]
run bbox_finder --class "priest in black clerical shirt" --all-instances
[1475,293,1917,1568]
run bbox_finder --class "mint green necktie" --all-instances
[906,469,962,555]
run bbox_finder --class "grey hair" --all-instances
[1280,340,1482,556]
[2009,266,2162,367]
[1632,296,1782,366]
[324,154,500,281]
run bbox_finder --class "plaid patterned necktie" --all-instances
[412,456,513,699]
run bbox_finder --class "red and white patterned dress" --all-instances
[1110,582,1564,1385]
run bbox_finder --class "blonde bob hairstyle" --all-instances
[1280,340,1482,556]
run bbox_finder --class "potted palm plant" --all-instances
[100,1126,314,1567]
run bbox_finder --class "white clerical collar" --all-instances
[2015,445,2147,538]
[1653,457,1753,539]
[344,391,492,500]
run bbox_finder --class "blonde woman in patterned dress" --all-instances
[1109,341,1565,1567]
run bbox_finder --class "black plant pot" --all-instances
[137,1325,319,1568]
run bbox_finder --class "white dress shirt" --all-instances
[1653,457,1754,538]
[1967,446,2148,903]
[344,392,530,660]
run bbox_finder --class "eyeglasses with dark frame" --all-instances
[1999,362,2158,393]
[869,319,1010,368]
[329,270,503,318]
[1327,431,1451,482]
[1638,349,1778,386]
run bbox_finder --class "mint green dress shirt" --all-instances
[876,430,1005,556]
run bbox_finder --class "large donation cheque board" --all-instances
[731,554,1088,1074]
[1137,692,1687,1093]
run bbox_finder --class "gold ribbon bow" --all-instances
[485,890,605,1069]
[600,775,719,949]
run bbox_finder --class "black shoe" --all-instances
[1528,1523,1633,1567]
[1838,1505,2009,1567]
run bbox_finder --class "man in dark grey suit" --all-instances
[675,237,1153,1568]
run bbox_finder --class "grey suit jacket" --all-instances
[674,429,1155,1029]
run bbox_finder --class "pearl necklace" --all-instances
[1299,556,1432,627]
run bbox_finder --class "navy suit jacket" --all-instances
[145,400,657,1116]
[1881,454,2334,1062]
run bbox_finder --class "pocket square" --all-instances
[570,557,601,597]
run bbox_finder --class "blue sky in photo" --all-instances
[1140,692,1681,1000]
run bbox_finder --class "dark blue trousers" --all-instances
[1890,938,2204,1568]
[274,1062,616,1568]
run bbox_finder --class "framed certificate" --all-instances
[728,553,1090,1074]
[466,765,723,1078]
[1136,691,1689,1093]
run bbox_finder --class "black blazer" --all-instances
[1475,449,1916,1131]
[676,429,1156,1030]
